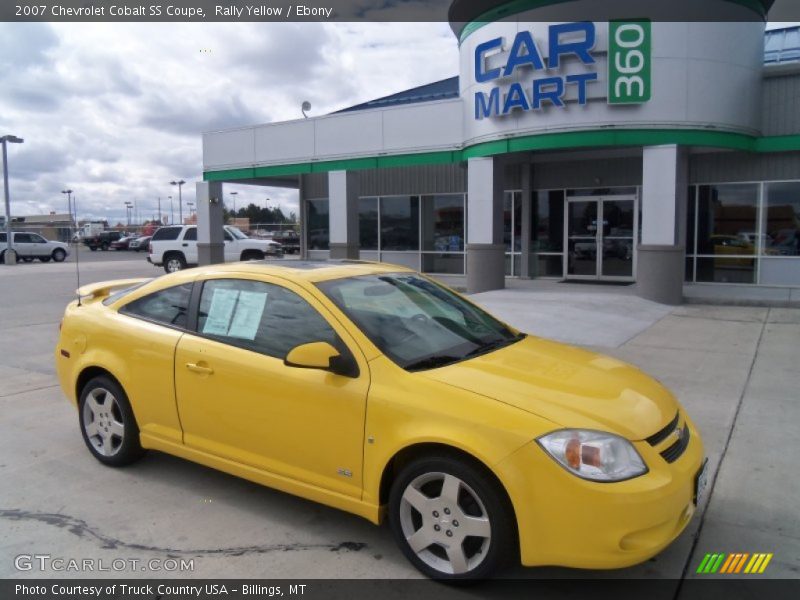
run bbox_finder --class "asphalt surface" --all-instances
[0,257,797,587]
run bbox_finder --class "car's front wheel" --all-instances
[78,376,144,467]
[388,455,517,580]
[52,248,67,262]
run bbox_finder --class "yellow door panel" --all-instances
[174,275,369,497]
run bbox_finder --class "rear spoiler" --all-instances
[76,278,150,300]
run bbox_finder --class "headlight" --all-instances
[537,429,648,482]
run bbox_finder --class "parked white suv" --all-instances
[147,225,283,273]
[0,231,70,263]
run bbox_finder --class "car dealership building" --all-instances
[200,0,800,304]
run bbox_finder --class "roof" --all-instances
[334,76,459,113]
[187,259,413,283]
[765,26,800,65]
[336,26,797,115]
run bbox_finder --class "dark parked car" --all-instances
[110,235,137,251]
[271,230,300,254]
[129,236,151,252]
[82,231,124,251]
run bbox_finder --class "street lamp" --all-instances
[168,195,174,224]
[61,189,74,232]
[187,201,195,218]
[230,191,238,221]
[170,180,185,224]
[124,201,133,227]
[2,134,24,265]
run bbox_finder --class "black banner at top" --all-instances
[2,0,800,23]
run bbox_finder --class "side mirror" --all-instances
[285,342,341,371]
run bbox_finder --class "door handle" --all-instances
[182,243,188,247]
[185,362,214,375]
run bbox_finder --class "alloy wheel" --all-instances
[398,472,492,575]
[81,387,125,457]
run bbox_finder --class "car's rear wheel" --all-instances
[22,257,34,262]
[78,376,144,467]
[163,252,186,273]
[241,250,265,262]
[388,455,516,580]
[52,248,67,262]
[100,242,109,251]
[89,246,97,251]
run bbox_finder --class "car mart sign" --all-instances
[474,21,651,119]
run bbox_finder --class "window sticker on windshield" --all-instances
[227,291,268,340]
[203,288,239,335]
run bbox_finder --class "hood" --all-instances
[421,336,676,440]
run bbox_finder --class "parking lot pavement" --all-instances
[1,261,798,584]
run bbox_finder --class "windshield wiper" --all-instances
[404,355,462,372]
[466,333,526,359]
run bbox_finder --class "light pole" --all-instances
[168,196,174,224]
[171,180,185,224]
[230,191,238,223]
[61,189,74,232]
[125,202,132,227]
[187,202,195,219]
[157,196,162,224]
[2,134,24,265]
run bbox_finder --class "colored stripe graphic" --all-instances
[697,552,773,574]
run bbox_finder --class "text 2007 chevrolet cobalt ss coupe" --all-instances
[56,261,706,580]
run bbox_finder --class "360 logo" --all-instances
[696,552,773,574]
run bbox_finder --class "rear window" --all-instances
[183,227,197,241]
[120,283,193,328]
[152,227,182,241]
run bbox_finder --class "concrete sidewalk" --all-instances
[0,260,797,584]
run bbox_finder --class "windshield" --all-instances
[317,273,523,371]
[226,226,248,240]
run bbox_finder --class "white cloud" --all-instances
[1,21,457,224]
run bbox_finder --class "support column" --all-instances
[519,163,533,279]
[637,145,688,305]
[328,170,359,259]
[196,181,225,265]
[466,157,505,293]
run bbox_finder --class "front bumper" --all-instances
[497,414,705,569]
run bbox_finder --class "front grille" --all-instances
[661,425,691,463]
[646,411,680,446]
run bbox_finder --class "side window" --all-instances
[15,233,33,243]
[120,283,193,328]
[30,234,46,243]
[183,227,197,241]
[152,227,182,241]
[224,229,234,242]
[197,279,337,359]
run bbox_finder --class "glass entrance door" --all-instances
[566,195,637,281]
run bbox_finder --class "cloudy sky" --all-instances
[0,21,459,225]
[1,17,797,226]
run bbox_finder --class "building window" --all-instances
[359,197,378,250]
[306,199,329,250]
[380,196,419,251]
[760,182,800,285]
[531,190,565,277]
[686,184,759,284]
[504,191,522,276]
[421,194,465,275]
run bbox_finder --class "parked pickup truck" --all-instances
[148,225,283,273]
[82,230,124,251]
[270,230,301,254]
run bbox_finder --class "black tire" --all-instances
[22,257,34,262]
[163,252,186,273]
[100,242,109,251]
[52,248,67,262]
[89,246,97,251]
[240,250,265,262]
[78,375,145,467]
[388,454,517,581]
[39,256,51,263]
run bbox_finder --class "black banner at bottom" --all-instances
[3,579,800,600]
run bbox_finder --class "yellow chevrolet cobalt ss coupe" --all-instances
[56,261,706,580]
